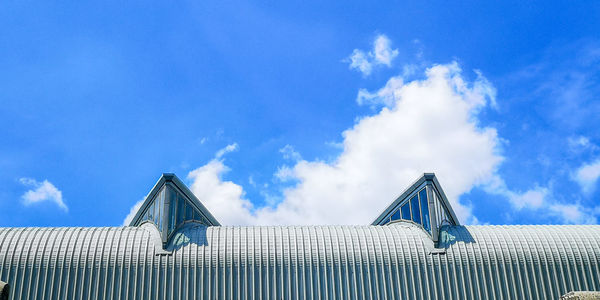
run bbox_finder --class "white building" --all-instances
[0,173,598,299]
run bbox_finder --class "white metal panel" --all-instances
[0,224,599,299]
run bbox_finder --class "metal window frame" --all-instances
[371,173,459,242]
[128,173,221,249]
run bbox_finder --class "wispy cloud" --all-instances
[19,178,68,212]
[484,174,600,224]
[484,175,548,210]
[549,203,600,224]
[215,143,239,159]
[347,34,399,76]
[373,35,399,66]
[279,144,302,161]
[507,40,600,131]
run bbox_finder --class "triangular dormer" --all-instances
[129,173,220,247]
[372,173,459,242]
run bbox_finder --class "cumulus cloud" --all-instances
[347,35,399,76]
[188,62,502,225]
[188,159,256,225]
[19,178,68,212]
[573,159,600,194]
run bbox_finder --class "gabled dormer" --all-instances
[129,173,220,247]
[372,173,459,242]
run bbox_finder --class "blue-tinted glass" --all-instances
[157,189,164,231]
[193,209,200,221]
[390,209,400,221]
[186,202,194,220]
[147,201,154,221]
[176,194,185,224]
[419,189,431,233]
[154,196,161,226]
[410,195,421,224]
[401,203,411,220]
[168,189,176,233]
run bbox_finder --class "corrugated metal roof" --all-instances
[0,223,599,299]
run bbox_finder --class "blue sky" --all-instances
[1,1,599,226]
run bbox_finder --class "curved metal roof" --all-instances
[1,223,599,299]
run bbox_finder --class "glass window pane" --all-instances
[419,189,431,233]
[147,201,154,222]
[390,209,400,221]
[157,189,164,231]
[401,203,411,220]
[177,194,185,224]
[410,195,421,224]
[186,203,194,221]
[168,189,176,234]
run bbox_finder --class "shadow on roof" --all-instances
[167,223,208,251]
[437,225,476,247]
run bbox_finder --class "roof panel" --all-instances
[1,224,598,299]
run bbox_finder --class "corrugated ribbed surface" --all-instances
[0,224,599,299]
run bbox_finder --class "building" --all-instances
[0,173,599,299]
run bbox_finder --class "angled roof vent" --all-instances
[129,173,220,247]
[372,173,459,242]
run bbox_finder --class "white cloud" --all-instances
[347,34,398,76]
[19,178,68,212]
[549,203,600,224]
[348,49,373,76]
[279,144,302,161]
[510,188,547,209]
[484,174,600,224]
[568,136,591,150]
[275,165,295,182]
[188,62,503,225]
[188,159,256,225]
[215,143,238,159]
[356,77,404,107]
[484,175,548,210]
[573,159,600,194]
[373,35,399,66]
[122,197,145,226]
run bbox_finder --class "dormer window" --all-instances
[129,173,220,248]
[372,173,459,242]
